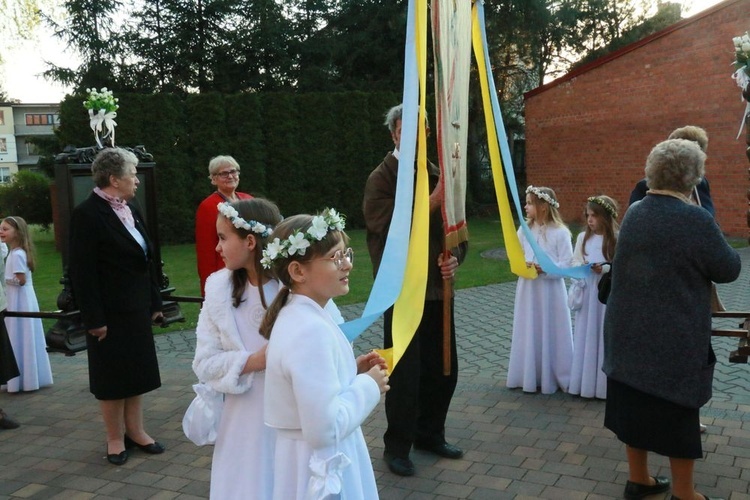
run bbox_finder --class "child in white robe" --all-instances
[260,209,389,500]
[506,186,573,394]
[568,195,619,400]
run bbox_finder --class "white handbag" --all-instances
[567,279,586,311]
[182,383,224,446]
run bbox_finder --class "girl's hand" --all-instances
[88,326,107,342]
[366,365,390,394]
[151,311,165,324]
[533,263,544,275]
[243,345,268,374]
[591,263,603,274]
[356,351,387,374]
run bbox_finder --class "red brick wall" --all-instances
[524,0,749,236]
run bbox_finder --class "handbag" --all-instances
[567,279,586,311]
[182,382,224,446]
[597,264,613,304]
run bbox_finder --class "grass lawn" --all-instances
[28,220,748,334]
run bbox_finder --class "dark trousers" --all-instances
[383,300,458,458]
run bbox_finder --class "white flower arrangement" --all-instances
[526,185,559,209]
[732,31,750,139]
[84,87,119,148]
[217,202,271,237]
[261,208,346,269]
[588,196,618,219]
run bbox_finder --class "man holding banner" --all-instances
[364,104,467,477]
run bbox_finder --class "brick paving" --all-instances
[2,248,750,499]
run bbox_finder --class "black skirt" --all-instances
[86,310,161,400]
[604,378,702,459]
[0,313,20,384]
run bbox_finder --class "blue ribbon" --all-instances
[476,1,590,279]
[340,0,420,341]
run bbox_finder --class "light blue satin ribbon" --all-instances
[476,1,590,279]
[340,0,420,341]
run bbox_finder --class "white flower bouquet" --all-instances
[731,32,750,139]
[83,87,119,148]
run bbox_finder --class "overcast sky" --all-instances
[1,0,727,103]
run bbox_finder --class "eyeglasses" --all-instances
[314,247,354,270]
[214,169,240,179]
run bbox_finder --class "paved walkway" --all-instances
[2,249,750,499]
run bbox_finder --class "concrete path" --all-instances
[2,248,750,499]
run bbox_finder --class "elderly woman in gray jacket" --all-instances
[603,139,741,500]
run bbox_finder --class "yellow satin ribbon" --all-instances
[471,3,536,279]
[379,0,431,374]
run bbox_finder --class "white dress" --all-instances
[506,224,574,394]
[264,294,380,500]
[3,247,53,392]
[568,233,608,399]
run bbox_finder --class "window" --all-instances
[26,142,40,156]
[0,167,9,184]
[0,138,6,153]
[0,110,4,126]
[25,113,59,126]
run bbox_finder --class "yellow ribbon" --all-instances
[471,3,536,279]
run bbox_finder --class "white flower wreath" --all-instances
[526,185,560,209]
[260,208,346,269]
[217,202,271,237]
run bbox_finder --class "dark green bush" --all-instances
[0,170,53,227]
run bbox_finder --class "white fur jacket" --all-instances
[192,269,345,395]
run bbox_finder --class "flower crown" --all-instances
[588,196,618,220]
[261,208,345,269]
[217,202,271,238]
[526,185,560,209]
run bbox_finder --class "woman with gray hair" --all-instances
[195,155,253,296]
[69,148,165,466]
[603,139,740,500]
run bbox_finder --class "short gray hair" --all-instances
[645,139,706,193]
[91,148,139,188]
[383,104,428,133]
[668,126,708,153]
[208,155,240,176]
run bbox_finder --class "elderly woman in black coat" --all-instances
[69,148,165,466]
[603,139,741,500]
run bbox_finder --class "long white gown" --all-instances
[506,224,573,394]
[265,294,380,500]
[568,233,608,399]
[4,247,53,392]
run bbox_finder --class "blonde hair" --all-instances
[259,214,348,339]
[2,216,36,272]
[208,155,240,176]
[645,139,705,193]
[526,186,565,228]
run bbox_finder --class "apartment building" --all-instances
[0,102,60,183]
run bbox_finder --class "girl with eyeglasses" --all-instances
[260,210,389,500]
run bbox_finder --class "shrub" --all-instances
[0,170,53,227]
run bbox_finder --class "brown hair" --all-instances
[220,199,282,308]
[2,216,36,272]
[259,213,348,339]
[582,195,619,262]
[526,186,566,228]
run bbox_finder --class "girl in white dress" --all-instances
[260,210,389,500]
[568,196,619,399]
[506,186,573,394]
[0,216,53,392]
[192,199,284,499]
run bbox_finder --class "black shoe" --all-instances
[0,410,20,430]
[414,441,464,459]
[125,435,166,454]
[106,449,128,466]
[624,476,670,499]
[671,496,725,500]
[383,450,415,476]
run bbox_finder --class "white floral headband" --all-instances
[588,196,618,220]
[526,185,560,209]
[217,202,271,238]
[261,208,345,269]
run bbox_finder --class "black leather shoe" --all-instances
[383,451,415,476]
[125,435,166,454]
[414,441,464,459]
[671,495,725,500]
[106,449,128,466]
[0,410,20,430]
[624,476,670,499]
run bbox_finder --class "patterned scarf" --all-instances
[93,187,135,229]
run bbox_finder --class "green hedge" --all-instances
[56,90,454,243]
